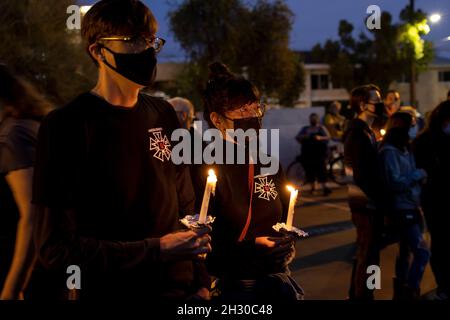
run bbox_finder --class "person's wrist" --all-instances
[145,237,162,262]
[196,287,211,300]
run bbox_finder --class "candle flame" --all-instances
[380,129,386,136]
[287,185,296,192]
[208,169,216,177]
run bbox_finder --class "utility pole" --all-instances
[409,0,416,107]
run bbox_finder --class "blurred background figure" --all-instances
[296,113,331,196]
[384,90,401,117]
[399,106,421,140]
[413,101,450,301]
[0,64,51,300]
[343,84,385,301]
[373,90,401,140]
[168,97,195,130]
[379,112,429,300]
[324,101,345,141]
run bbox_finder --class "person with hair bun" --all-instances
[191,62,304,301]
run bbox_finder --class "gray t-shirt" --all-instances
[0,117,40,174]
[0,117,40,286]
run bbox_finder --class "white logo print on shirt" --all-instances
[254,175,278,201]
[149,128,172,162]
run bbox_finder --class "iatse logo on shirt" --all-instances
[254,175,278,201]
[149,128,172,162]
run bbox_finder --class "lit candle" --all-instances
[380,129,386,137]
[286,185,299,230]
[198,169,217,224]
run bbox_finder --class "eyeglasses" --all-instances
[223,102,266,120]
[98,35,166,54]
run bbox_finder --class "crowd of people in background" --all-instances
[1,0,449,302]
[343,85,450,300]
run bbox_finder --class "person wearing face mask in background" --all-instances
[379,112,429,300]
[372,90,401,140]
[190,62,303,301]
[29,0,211,300]
[343,84,386,300]
[413,100,450,300]
[296,113,331,196]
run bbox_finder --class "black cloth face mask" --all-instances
[368,102,385,119]
[232,117,262,131]
[99,45,157,87]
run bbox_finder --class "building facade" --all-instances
[155,56,450,113]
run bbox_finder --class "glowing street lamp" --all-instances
[429,13,442,24]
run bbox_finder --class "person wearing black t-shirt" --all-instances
[191,62,303,301]
[30,0,211,300]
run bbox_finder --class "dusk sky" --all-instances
[79,0,450,61]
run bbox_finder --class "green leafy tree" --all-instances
[168,0,304,108]
[312,5,434,95]
[0,0,96,105]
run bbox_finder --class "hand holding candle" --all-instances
[198,169,217,224]
[272,185,307,238]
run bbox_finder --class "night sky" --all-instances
[78,0,450,61]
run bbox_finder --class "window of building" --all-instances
[311,74,330,90]
[438,71,450,82]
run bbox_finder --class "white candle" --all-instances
[286,185,299,230]
[198,169,217,224]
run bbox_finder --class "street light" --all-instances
[429,13,442,24]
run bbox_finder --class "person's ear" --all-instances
[210,112,222,130]
[88,43,105,65]
[360,101,366,113]
[211,112,231,133]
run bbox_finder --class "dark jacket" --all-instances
[343,118,385,211]
[191,141,291,280]
[379,143,425,210]
[413,130,450,212]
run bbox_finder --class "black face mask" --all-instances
[232,117,262,132]
[100,46,157,87]
[369,102,385,119]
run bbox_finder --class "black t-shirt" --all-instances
[0,117,40,287]
[32,92,201,299]
[191,141,291,279]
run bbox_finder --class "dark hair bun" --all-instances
[208,62,234,81]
